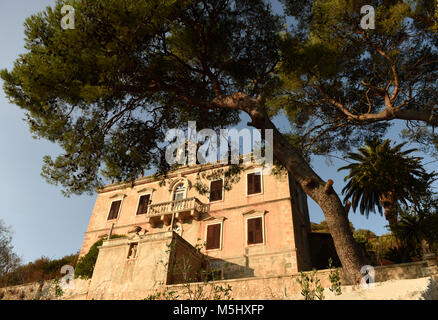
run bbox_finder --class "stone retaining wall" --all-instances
[1,260,436,300]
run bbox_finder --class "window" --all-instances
[247,217,263,245]
[209,179,223,202]
[247,172,262,195]
[172,183,186,211]
[173,183,186,201]
[107,200,122,220]
[127,242,138,259]
[206,223,222,250]
[136,194,150,215]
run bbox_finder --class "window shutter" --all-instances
[136,195,150,215]
[247,173,254,195]
[247,218,255,244]
[254,217,263,243]
[108,200,121,220]
[206,224,221,250]
[213,224,220,249]
[253,173,261,194]
[247,217,263,245]
[248,173,261,195]
[210,180,223,201]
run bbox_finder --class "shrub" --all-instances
[74,235,125,279]
[328,258,342,296]
[0,254,76,288]
[383,245,418,263]
[296,269,324,300]
[54,278,64,298]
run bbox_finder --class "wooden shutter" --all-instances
[136,194,150,215]
[247,217,263,245]
[206,224,221,250]
[254,217,263,243]
[210,180,223,201]
[247,173,254,195]
[253,174,261,194]
[108,200,121,220]
[247,173,261,195]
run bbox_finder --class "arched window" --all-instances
[173,183,186,201]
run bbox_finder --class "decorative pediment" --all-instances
[136,187,156,194]
[241,209,267,216]
[109,193,126,199]
[243,165,265,173]
[202,214,226,222]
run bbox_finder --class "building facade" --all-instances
[80,162,314,285]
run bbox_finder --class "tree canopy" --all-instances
[2,0,437,195]
[276,0,438,156]
[2,0,281,195]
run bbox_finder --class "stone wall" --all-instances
[84,230,207,299]
[158,260,438,300]
[0,281,54,300]
[0,277,90,300]
[2,257,436,300]
[167,234,204,284]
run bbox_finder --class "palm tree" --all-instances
[392,194,438,258]
[339,139,434,230]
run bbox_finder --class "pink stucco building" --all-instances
[80,161,319,283]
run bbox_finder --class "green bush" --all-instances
[0,254,76,288]
[296,269,324,300]
[383,245,418,263]
[74,235,125,279]
[328,258,342,296]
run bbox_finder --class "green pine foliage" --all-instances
[0,0,281,196]
[277,0,438,157]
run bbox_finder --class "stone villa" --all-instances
[79,161,338,298]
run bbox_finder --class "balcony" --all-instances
[146,197,209,227]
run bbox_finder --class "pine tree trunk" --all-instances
[244,105,368,284]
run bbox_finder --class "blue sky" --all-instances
[0,0,96,263]
[0,1,437,264]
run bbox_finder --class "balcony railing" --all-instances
[146,197,209,227]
